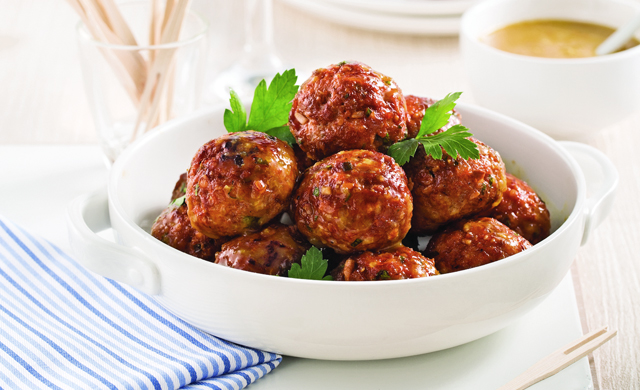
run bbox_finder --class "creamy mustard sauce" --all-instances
[483,19,639,58]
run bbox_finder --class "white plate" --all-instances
[279,0,461,35]
[320,0,480,16]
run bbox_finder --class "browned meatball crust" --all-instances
[405,95,462,139]
[292,149,413,254]
[292,143,316,173]
[404,138,507,235]
[425,217,532,274]
[289,61,408,161]
[331,246,438,281]
[186,131,298,239]
[215,223,311,276]
[151,200,224,261]
[483,173,551,245]
[171,172,188,201]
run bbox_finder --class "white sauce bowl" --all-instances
[460,0,640,140]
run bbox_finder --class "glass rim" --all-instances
[75,1,208,51]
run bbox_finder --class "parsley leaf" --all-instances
[223,89,247,133]
[387,92,479,165]
[265,125,296,145]
[288,246,332,280]
[223,69,299,146]
[247,69,299,132]
[387,138,420,166]
[419,125,479,160]
[417,92,462,137]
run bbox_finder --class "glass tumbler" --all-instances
[76,1,208,165]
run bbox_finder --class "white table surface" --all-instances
[2,1,640,388]
[0,144,591,390]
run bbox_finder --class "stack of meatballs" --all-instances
[151,61,551,281]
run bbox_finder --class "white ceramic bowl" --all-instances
[67,104,617,360]
[460,0,640,140]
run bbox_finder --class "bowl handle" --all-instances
[66,188,161,295]
[559,141,619,246]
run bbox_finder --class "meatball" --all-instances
[405,95,462,139]
[484,173,551,244]
[292,149,413,254]
[171,172,188,201]
[151,197,224,261]
[186,131,298,239]
[292,143,316,173]
[289,61,408,161]
[425,217,532,274]
[215,223,311,276]
[331,246,438,281]
[404,138,507,235]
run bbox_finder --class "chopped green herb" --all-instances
[313,187,320,197]
[376,270,391,280]
[351,238,363,247]
[179,182,187,194]
[384,79,392,85]
[171,195,186,207]
[365,108,372,117]
[194,184,199,196]
[488,175,494,185]
[345,192,352,202]
[255,157,268,165]
[288,246,333,280]
[243,216,260,229]
[344,93,350,99]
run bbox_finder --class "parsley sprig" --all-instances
[288,246,332,280]
[388,92,480,165]
[223,69,298,145]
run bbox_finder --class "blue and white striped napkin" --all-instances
[0,216,281,389]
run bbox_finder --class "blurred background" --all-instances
[0,0,468,144]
